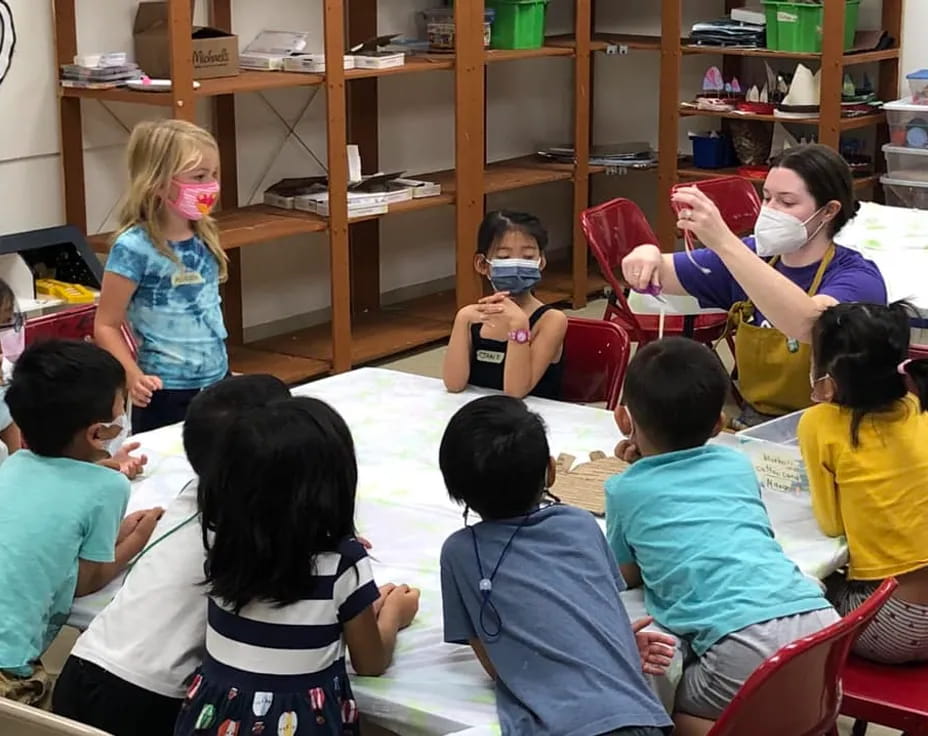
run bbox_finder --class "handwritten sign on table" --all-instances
[752,445,809,495]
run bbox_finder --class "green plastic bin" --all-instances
[762,0,860,53]
[486,0,549,50]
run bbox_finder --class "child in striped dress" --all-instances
[174,397,419,736]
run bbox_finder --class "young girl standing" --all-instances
[175,397,419,736]
[443,211,567,400]
[0,278,24,454]
[800,302,928,664]
[95,119,229,434]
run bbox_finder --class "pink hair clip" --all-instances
[898,359,913,375]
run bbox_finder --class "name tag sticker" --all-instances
[476,350,505,365]
[171,270,205,287]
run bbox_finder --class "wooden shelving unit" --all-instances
[53,0,615,383]
[656,0,904,249]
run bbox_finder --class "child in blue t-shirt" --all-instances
[0,340,162,706]
[439,395,674,736]
[95,119,229,434]
[606,337,837,736]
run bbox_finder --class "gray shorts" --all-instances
[675,607,840,719]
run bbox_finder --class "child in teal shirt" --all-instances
[0,340,161,706]
[606,337,837,736]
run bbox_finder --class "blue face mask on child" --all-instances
[488,258,542,295]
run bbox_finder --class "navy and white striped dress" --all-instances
[174,538,379,736]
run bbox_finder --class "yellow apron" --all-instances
[728,245,835,417]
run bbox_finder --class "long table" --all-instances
[70,368,847,736]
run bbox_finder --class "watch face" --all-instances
[511,329,529,344]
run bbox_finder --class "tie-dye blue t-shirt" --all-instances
[105,226,228,390]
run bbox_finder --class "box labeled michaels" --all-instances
[133,1,239,80]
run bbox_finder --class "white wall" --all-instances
[0,0,919,334]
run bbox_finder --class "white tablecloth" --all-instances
[69,368,847,736]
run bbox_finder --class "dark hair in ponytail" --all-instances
[811,301,928,446]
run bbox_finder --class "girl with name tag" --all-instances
[95,119,229,433]
[443,211,567,400]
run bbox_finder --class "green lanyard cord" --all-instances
[124,481,200,577]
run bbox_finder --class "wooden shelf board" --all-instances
[60,86,175,106]
[486,44,574,62]
[590,33,662,52]
[348,193,455,224]
[196,70,324,95]
[682,45,900,66]
[347,55,454,80]
[252,294,455,365]
[484,156,575,193]
[228,345,330,385]
[88,205,328,254]
[677,164,879,190]
[537,260,608,305]
[679,106,885,130]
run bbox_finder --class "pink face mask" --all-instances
[167,180,220,221]
[0,327,24,364]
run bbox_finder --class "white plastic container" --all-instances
[883,144,928,182]
[880,175,928,209]
[423,8,494,52]
[883,97,928,148]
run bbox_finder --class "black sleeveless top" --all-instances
[468,305,564,400]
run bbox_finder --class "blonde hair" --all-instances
[114,119,228,281]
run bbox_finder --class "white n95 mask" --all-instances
[754,206,826,258]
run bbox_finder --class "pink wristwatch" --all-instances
[508,328,530,344]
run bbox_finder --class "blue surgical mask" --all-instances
[488,258,542,294]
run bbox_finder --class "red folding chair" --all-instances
[910,345,928,360]
[840,656,928,735]
[673,175,762,238]
[706,578,898,736]
[559,317,630,410]
[580,198,729,347]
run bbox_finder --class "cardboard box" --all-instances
[134,2,239,80]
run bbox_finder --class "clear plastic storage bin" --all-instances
[880,176,928,209]
[715,410,809,495]
[883,144,928,182]
[884,98,928,148]
[908,69,928,104]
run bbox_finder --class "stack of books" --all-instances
[60,54,142,90]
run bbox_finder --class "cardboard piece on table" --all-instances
[551,451,629,517]
[134,1,239,80]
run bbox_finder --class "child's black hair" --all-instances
[812,301,928,446]
[5,339,125,457]
[477,210,549,256]
[439,395,549,520]
[624,337,729,453]
[183,374,290,475]
[198,396,358,612]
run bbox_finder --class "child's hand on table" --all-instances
[117,507,164,545]
[108,441,149,480]
[614,439,642,464]
[130,373,163,408]
[631,616,676,676]
[376,583,420,630]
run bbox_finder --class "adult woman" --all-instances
[622,144,887,427]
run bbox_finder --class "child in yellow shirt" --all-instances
[799,301,928,664]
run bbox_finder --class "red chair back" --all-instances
[674,176,762,237]
[708,578,898,736]
[559,317,630,410]
[910,344,928,360]
[25,304,137,358]
[580,199,659,343]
